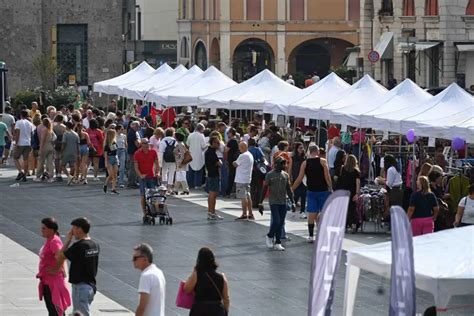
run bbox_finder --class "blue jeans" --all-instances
[268,204,287,244]
[117,148,126,185]
[187,167,203,189]
[219,159,228,196]
[294,184,307,213]
[72,283,95,316]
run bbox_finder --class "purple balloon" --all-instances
[406,129,415,143]
[452,137,465,151]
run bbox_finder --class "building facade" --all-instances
[177,0,360,82]
[134,0,179,67]
[361,0,474,90]
[0,0,126,96]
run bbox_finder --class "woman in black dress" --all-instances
[184,248,230,316]
[336,154,361,233]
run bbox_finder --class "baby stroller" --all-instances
[143,185,173,225]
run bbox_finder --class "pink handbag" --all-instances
[176,281,195,309]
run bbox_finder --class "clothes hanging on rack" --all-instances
[448,175,470,212]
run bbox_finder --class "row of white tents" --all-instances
[93,62,474,143]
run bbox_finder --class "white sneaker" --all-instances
[33,177,42,182]
[265,236,274,248]
[207,213,216,220]
[274,244,285,251]
[307,236,315,243]
[119,184,125,188]
[299,212,307,219]
[93,177,100,182]
[214,214,223,220]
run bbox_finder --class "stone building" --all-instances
[177,0,360,82]
[360,0,474,90]
[0,0,125,96]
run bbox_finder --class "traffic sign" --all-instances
[368,50,380,63]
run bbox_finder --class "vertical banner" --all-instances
[389,206,416,316]
[309,190,350,316]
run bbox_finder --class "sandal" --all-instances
[247,214,255,220]
[235,215,248,220]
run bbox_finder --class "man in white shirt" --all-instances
[327,137,341,177]
[233,142,255,220]
[1,105,15,163]
[186,123,207,189]
[13,110,34,181]
[82,109,93,129]
[133,243,166,316]
[285,74,295,85]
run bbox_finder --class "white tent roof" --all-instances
[317,74,387,121]
[117,63,173,98]
[343,226,474,315]
[93,61,155,95]
[262,72,350,116]
[146,65,204,104]
[400,83,474,142]
[331,79,431,127]
[122,64,187,100]
[199,69,301,110]
[358,79,433,130]
[165,66,237,106]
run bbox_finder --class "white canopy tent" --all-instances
[318,74,387,121]
[359,79,433,130]
[118,63,173,98]
[399,83,474,142]
[122,64,187,100]
[165,66,237,106]
[199,69,300,110]
[93,61,155,95]
[331,79,432,127]
[343,226,474,315]
[146,65,204,104]
[262,72,350,116]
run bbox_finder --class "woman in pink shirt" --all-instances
[37,217,71,316]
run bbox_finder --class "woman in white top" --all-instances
[455,184,474,227]
[384,154,403,207]
[149,128,164,156]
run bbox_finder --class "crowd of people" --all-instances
[1,99,473,315]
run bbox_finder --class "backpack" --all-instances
[31,130,40,150]
[163,140,176,162]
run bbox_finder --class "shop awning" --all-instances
[456,43,474,52]
[374,32,394,59]
[343,52,358,68]
[415,41,441,51]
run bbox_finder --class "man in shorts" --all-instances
[13,110,34,181]
[205,136,223,220]
[61,121,79,184]
[292,144,333,242]
[233,142,255,220]
[134,138,160,220]
[1,105,15,164]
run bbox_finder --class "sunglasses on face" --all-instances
[132,255,144,261]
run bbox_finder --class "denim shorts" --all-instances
[140,177,157,195]
[207,176,220,192]
[306,190,331,213]
[80,144,89,155]
[108,155,118,166]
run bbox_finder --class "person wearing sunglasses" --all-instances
[133,243,166,316]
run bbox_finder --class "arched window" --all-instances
[467,0,474,15]
[181,38,189,58]
[246,0,261,20]
[290,0,304,20]
[425,0,438,16]
[403,0,415,16]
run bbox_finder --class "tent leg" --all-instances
[343,264,360,316]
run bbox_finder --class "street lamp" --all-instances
[0,61,8,113]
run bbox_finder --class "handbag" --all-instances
[181,149,193,166]
[175,281,194,309]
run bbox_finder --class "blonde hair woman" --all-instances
[336,154,361,233]
[417,162,433,181]
[103,129,119,194]
[407,176,439,236]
